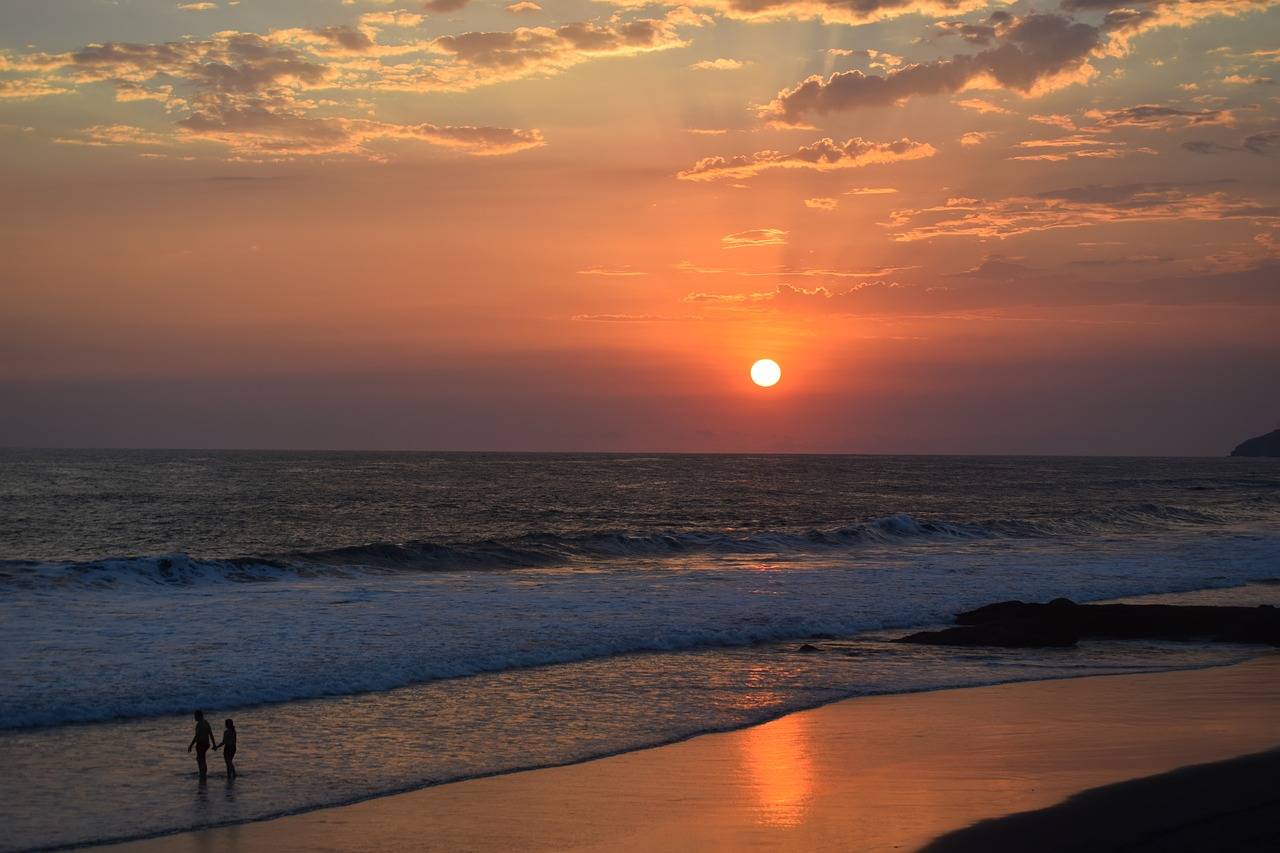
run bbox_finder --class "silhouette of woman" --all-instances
[214,718,237,779]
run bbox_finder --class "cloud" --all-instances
[956,98,1014,114]
[1183,140,1239,155]
[681,257,1280,315]
[676,260,915,278]
[1078,0,1280,53]
[887,181,1280,241]
[174,108,544,159]
[506,3,542,13]
[577,266,647,276]
[177,3,218,11]
[360,10,424,27]
[422,0,471,12]
[723,228,789,248]
[677,137,936,181]
[571,313,732,322]
[676,1,996,26]
[1244,131,1280,154]
[1086,104,1240,128]
[0,79,75,99]
[1008,134,1156,160]
[407,12,695,90]
[54,124,177,147]
[1222,74,1276,85]
[1031,113,1078,129]
[805,197,839,210]
[18,29,549,160]
[683,281,917,314]
[760,13,1101,125]
[22,33,331,93]
[691,58,745,70]
[1184,130,1280,156]
[6,8,697,160]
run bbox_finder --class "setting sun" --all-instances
[751,359,782,388]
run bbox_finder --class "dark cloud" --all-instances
[423,0,471,12]
[33,35,330,95]
[1243,131,1280,155]
[1184,131,1280,156]
[761,13,1100,125]
[930,12,1013,46]
[706,0,995,25]
[310,26,377,53]
[1183,140,1238,154]
[1091,104,1235,127]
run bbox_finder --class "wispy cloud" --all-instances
[722,228,789,248]
[678,137,935,181]
[1086,104,1244,128]
[690,58,745,70]
[888,182,1280,241]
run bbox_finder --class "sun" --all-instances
[750,358,781,387]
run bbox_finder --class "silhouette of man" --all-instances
[213,718,237,779]
[187,710,214,780]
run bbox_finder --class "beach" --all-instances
[99,652,1280,853]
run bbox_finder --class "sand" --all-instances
[98,652,1280,853]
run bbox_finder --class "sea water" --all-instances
[1,451,1277,851]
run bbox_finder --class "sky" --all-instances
[1,0,1277,455]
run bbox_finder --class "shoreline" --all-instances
[95,652,1280,853]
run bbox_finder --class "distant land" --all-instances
[1230,428,1280,457]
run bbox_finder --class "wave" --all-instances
[0,503,1249,590]
[0,514,995,589]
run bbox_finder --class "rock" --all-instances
[895,600,1280,648]
[797,643,821,653]
[1230,428,1280,457]
[898,618,1080,648]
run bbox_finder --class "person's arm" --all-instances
[188,734,196,752]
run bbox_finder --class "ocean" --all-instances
[1,450,1277,851]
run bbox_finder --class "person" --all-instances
[187,710,214,780]
[213,718,237,779]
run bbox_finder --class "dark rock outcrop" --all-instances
[1230,428,1280,457]
[896,598,1280,648]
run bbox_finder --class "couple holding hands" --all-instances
[187,710,237,780]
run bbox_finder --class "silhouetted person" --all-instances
[187,710,214,780]
[213,718,237,779]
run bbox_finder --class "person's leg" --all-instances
[196,746,208,779]
[224,749,236,778]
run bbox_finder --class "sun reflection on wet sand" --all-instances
[738,711,814,827]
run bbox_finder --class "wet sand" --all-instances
[100,653,1280,853]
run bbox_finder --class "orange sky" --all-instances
[1,0,1278,453]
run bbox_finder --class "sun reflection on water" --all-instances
[738,711,815,827]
